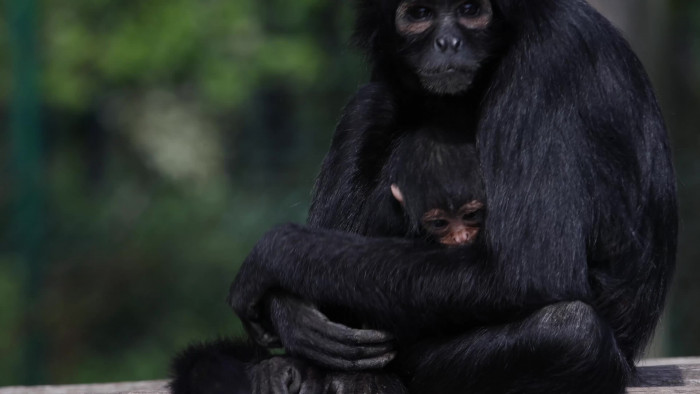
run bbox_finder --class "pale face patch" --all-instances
[459,1,493,30]
[395,0,493,37]
[395,2,434,36]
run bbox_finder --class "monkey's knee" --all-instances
[535,301,598,332]
[523,302,629,392]
[531,301,611,357]
[533,302,628,373]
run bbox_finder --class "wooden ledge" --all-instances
[1,359,698,393]
[629,358,700,392]
[0,380,169,394]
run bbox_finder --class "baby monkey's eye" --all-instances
[458,2,481,17]
[462,212,477,221]
[428,219,449,229]
[407,5,433,21]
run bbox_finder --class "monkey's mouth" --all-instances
[419,66,469,77]
[417,67,475,95]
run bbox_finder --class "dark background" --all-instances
[0,0,698,386]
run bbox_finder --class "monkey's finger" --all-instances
[300,347,396,371]
[307,317,394,345]
[254,361,298,394]
[298,302,394,345]
[282,362,302,394]
[296,332,395,362]
[270,377,290,394]
[252,363,271,394]
[299,366,323,394]
[247,320,283,348]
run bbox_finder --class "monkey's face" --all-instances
[421,200,484,246]
[394,0,495,95]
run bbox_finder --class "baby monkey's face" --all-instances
[390,184,484,246]
[420,200,484,246]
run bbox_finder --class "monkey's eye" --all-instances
[462,212,477,221]
[427,219,449,229]
[407,5,433,21]
[462,209,484,223]
[458,2,480,17]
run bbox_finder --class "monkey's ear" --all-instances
[391,184,405,206]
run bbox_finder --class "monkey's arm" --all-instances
[231,82,588,337]
[231,79,588,340]
[237,82,405,369]
[229,223,588,338]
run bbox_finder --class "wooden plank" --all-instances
[641,358,700,367]
[632,363,700,388]
[628,389,700,393]
[1,360,699,393]
[0,380,169,394]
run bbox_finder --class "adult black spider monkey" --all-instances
[171,0,677,393]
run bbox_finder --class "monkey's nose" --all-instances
[453,230,470,244]
[435,36,462,52]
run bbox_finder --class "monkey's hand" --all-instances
[249,356,310,394]
[268,294,396,371]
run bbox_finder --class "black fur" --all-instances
[387,114,484,238]
[170,339,267,394]
[173,0,677,393]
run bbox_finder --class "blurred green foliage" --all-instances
[41,0,330,109]
[1,0,364,385]
[2,0,700,388]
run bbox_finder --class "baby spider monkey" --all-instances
[391,184,484,246]
[387,130,486,247]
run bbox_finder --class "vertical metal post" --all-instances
[7,0,46,384]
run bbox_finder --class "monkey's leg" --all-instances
[401,301,630,394]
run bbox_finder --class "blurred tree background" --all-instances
[0,0,698,387]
